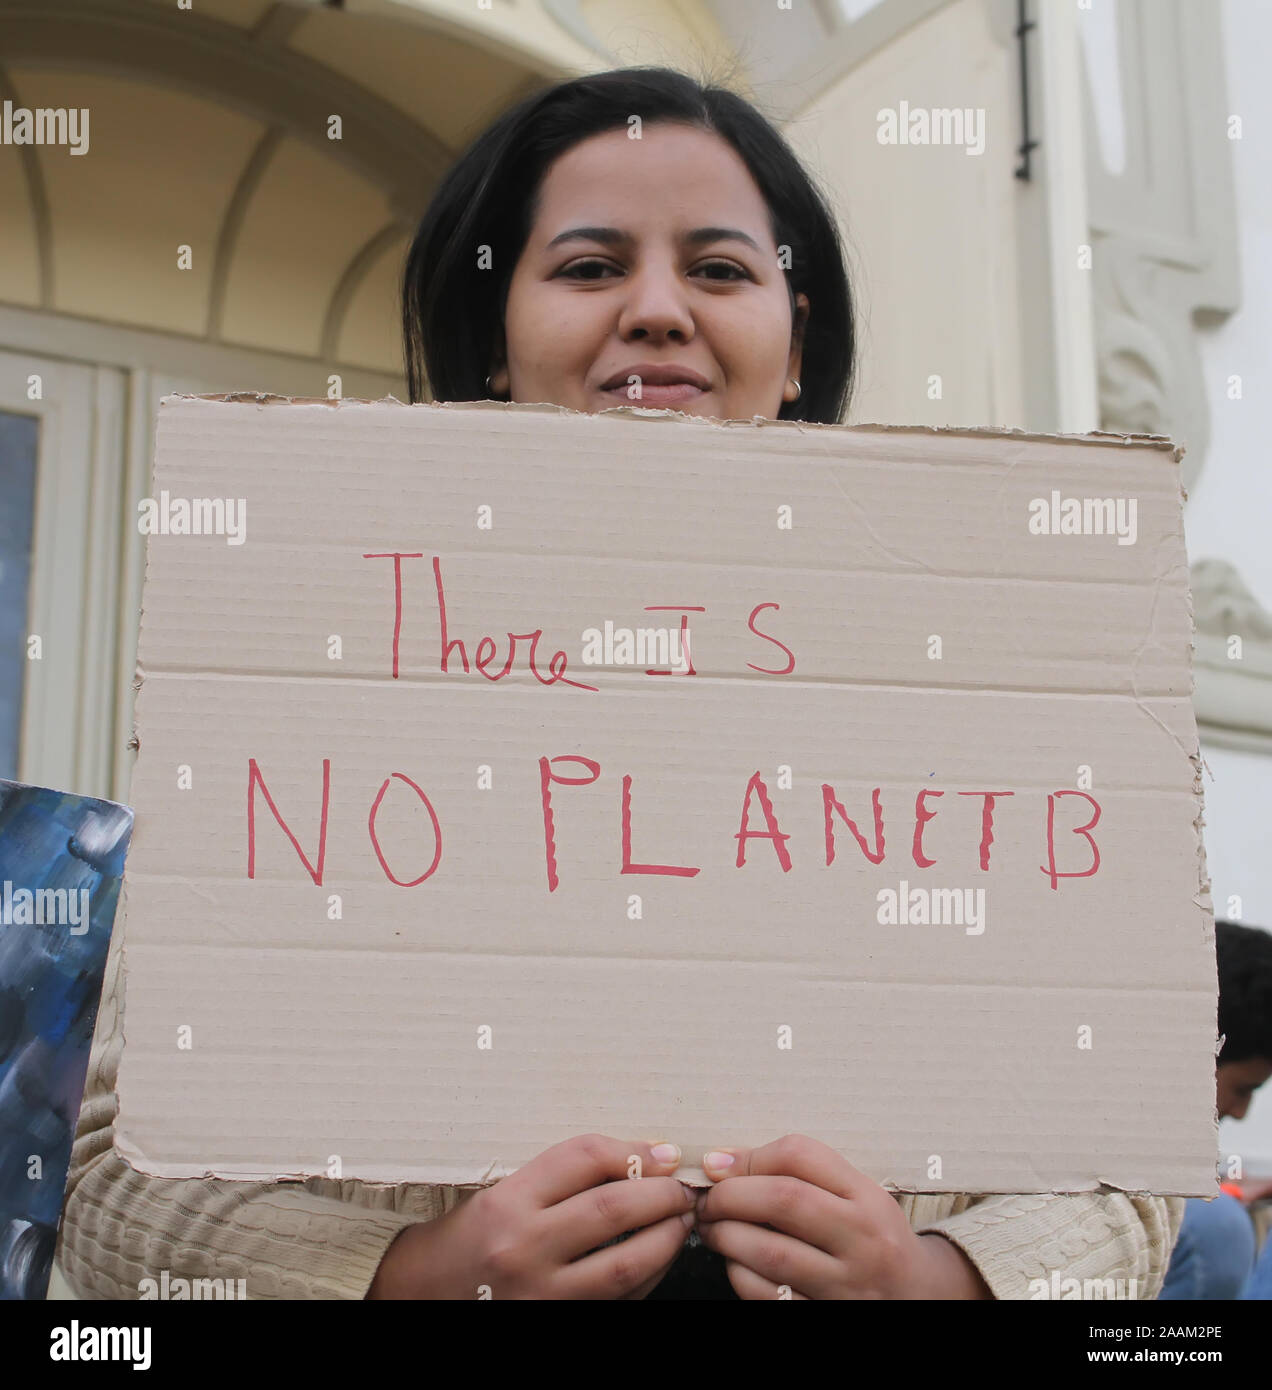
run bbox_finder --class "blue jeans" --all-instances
[1159,1194,1256,1299]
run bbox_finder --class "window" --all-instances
[0,411,38,780]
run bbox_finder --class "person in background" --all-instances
[1159,919,1272,1299]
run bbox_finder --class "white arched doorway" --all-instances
[0,0,583,802]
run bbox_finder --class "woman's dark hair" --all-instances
[1216,920,1272,1064]
[402,65,855,424]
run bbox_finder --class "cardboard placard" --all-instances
[114,395,1217,1193]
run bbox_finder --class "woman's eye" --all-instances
[695,261,749,281]
[558,259,750,281]
[559,259,619,280]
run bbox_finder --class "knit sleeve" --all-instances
[913,1190,1186,1300]
[55,925,452,1301]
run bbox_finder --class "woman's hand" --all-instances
[365,1134,695,1299]
[695,1134,992,1299]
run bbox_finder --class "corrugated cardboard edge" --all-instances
[159,390,1186,463]
[114,398,165,1190]
[115,392,1204,1194]
[103,1149,1197,1196]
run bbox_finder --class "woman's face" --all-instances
[489,122,808,421]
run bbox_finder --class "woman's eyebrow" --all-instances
[544,225,763,252]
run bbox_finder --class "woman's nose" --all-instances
[616,264,695,341]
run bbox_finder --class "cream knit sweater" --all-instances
[57,927,1184,1300]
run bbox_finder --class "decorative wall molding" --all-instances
[0,0,491,362]
[1078,5,1268,754]
[1194,559,1272,643]
[1192,558,1272,741]
[206,127,286,343]
[0,63,53,305]
[1080,0,1240,492]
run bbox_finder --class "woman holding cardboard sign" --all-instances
[59,66,1181,1302]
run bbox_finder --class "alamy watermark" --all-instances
[876,880,985,935]
[49,1323,150,1369]
[1,101,89,155]
[1028,491,1137,545]
[876,102,985,156]
[137,491,247,545]
[580,621,691,674]
[1029,1272,1140,1299]
[138,1269,247,1300]
[0,881,89,933]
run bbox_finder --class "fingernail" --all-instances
[680,1211,695,1229]
[682,1183,697,1205]
[704,1150,735,1170]
[650,1142,680,1165]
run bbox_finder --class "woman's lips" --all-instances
[601,382,707,405]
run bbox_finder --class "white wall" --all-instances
[1080,0,1272,1174]
[1192,0,1272,1176]
[1189,1,1272,614]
